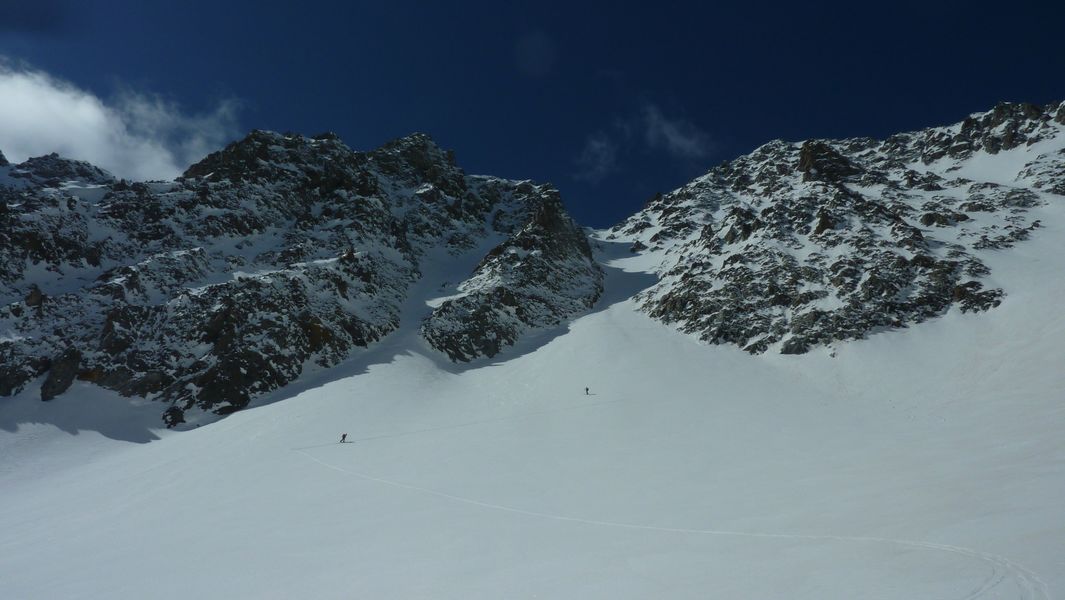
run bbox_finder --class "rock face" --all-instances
[609,101,1065,354]
[0,131,596,425]
[422,186,603,361]
[40,348,81,401]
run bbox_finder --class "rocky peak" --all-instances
[9,153,114,187]
[377,132,451,162]
[0,150,8,167]
[983,101,1051,128]
[796,140,862,182]
[181,129,356,183]
[368,132,465,197]
[523,187,594,260]
[954,101,1063,155]
[876,101,1065,165]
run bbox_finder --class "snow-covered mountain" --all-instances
[4,101,1065,429]
[610,101,1065,354]
[1,102,1064,599]
[0,131,600,425]
[3,101,1064,427]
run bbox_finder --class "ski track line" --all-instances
[295,449,1051,600]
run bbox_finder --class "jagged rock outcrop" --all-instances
[610,101,1065,354]
[422,186,603,361]
[0,131,589,425]
[7,153,114,188]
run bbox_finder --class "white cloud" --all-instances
[641,104,712,159]
[0,60,239,180]
[573,104,713,185]
[573,132,618,183]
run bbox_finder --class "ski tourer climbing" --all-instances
[340,433,347,443]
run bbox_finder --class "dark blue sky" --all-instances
[2,0,1063,226]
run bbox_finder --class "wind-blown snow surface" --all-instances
[1,202,1064,598]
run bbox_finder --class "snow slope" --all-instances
[1,201,1063,598]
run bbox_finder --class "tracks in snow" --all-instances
[294,440,1049,599]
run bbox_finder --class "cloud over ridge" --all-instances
[641,104,712,160]
[573,132,618,183]
[573,103,713,183]
[0,59,239,180]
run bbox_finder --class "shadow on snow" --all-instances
[0,380,163,443]
[0,236,655,442]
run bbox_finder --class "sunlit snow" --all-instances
[2,193,1063,597]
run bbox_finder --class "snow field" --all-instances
[1,202,1063,599]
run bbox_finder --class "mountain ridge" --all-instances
[1,100,1062,425]
[0,130,601,425]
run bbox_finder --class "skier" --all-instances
[339,433,347,443]
[585,387,589,395]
